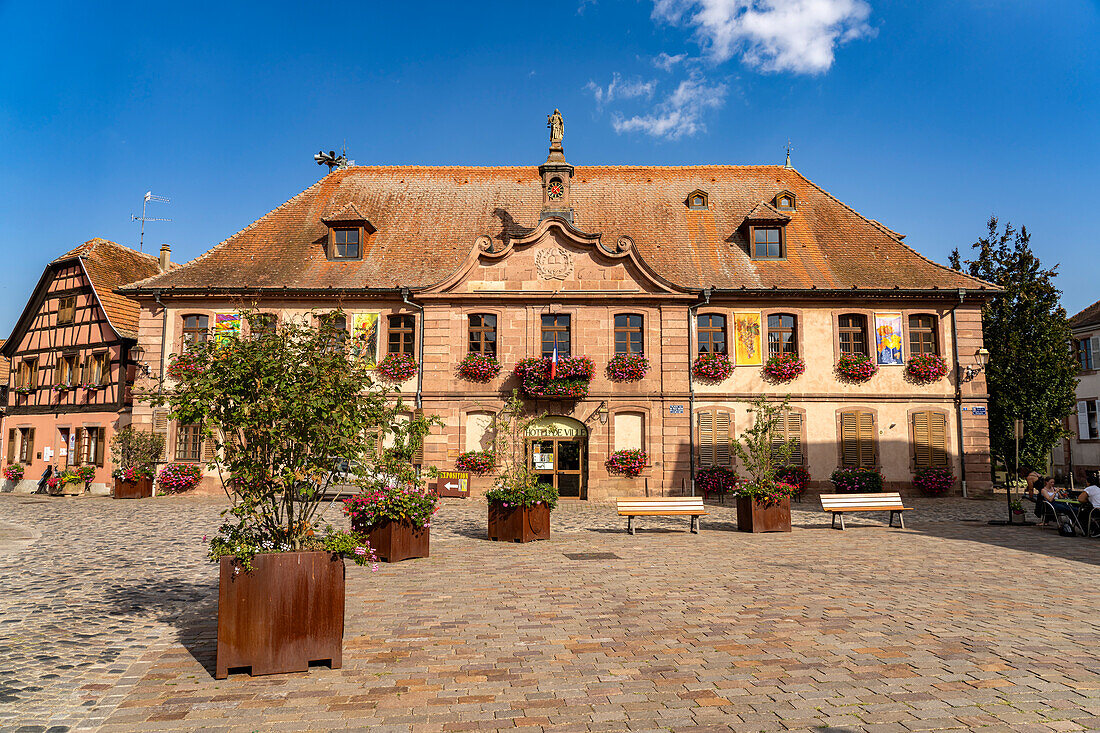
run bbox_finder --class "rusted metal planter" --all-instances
[488,501,551,542]
[113,477,153,499]
[736,496,792,533]
[363,519,429,562]
[216,551,345,679]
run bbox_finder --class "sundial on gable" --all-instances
[535,246,574,280]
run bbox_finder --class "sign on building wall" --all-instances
[874,313,904,366]
[525,416,588,438]
[214,312,241,344]
[733,312,762,366]
[352,313,380,366]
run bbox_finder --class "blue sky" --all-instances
[2,0,1098,334]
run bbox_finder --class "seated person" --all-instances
[1037,476,1079,520]
[1077,471,1100,510]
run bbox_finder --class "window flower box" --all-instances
[913,466,955,496]
[692,353,732,382]
[455,450,495,474]
[905,354,948,384]
[376,353,418,383]
[158,463,203,493]
[14,387,34,396]
[457,353,500,382]
[835,353,877,383]
[762,353,805,382]
[513,356,594,399]
[605,449,648,477]
[606,353,649,382]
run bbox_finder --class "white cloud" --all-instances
[652,0,874,74]
[585,73,658,110]
[653,52,687,71]
[611,73,727,140]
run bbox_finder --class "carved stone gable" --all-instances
[535,246,574,281]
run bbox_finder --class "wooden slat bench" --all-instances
[820,492,912,530]
[616,497,708,535]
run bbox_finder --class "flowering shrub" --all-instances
[913,466,955,496]
[376,353,419,383]
[166,351,201,382]
[455,450,495,474]
[74,465,96,483]
[906,354,949,384]
[605,449,647,477]
[762,352,806,382]
[14,386,34,395]
[158,463,203,493]
[4,464,24,481]
[835,353,877,383]
[829,466,884,493]
[486,470,558,510]
[696,466,738,498]
[606,353,649,382]
[53,383,73,392]
[343,483,439,530]
[208,520,379,573]
[692,352,733,382]
[737,480,800,507]
[48,468,87,492]
[513,356,594,399]
[774,465,809,495]
[458,353,501,382]
[111,465,154,482]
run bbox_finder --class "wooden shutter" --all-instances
[857,411,874,466]
[715,411,731,466]
[203,428,217,461]
[1078,401,1090,439]
[782,411,804,465]
[697,410,715,466]
[75,428,85,464]
[913,411,931,467]
[929,412,948,466]
[412,408,425,464]
[7,428,16,463]
[95,429,106,468]
[26,428,35,463]
[29,361,38,389]
[840,412,859,466]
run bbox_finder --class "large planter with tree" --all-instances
[113,471,154,499]
[152,311,413,679]
[733,395,800,533]
[484,390,558,542]
[110,427,164,499]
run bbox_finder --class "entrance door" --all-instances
[529,438,585,499]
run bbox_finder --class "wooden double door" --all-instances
[528,438,586,499]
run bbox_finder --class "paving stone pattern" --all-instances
[1,493,1098,732]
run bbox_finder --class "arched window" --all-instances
[908,314,938,356]
[697,314,727,354]
[614,314,644,354]
[182,314,209,345]
[838,314,868,356]
[468,314,497,356]
[767,313,797,356]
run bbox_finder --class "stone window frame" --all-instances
[612,313,645,355]
[695,311,729,355]
[177,311,214,353]
[834,406,880,468]
[908,313,941,357]
[245,312,279,339]
[172,422,204,463]
[609,404,652,456]
[762,308,805,358]
[540,313,572,358]
[467,312,499,356]
[907,407,952,471]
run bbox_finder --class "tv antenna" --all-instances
[131,191,171,253]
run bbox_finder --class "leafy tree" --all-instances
[950,216,1078,470]
[734,394,795,490]
[109,426,165,472]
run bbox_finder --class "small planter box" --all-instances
[488,501,551,542]
[216,551,345,679]
[114,477,153,499]
[736,495,792,533]
[364,519,429,562]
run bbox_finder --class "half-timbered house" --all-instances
[1,238,165,493]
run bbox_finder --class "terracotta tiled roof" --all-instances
[744,201,791,222]
[322,201,371,224]
[0,340,9,385]
[1070,298,1100,330]
[55,238,163,339]
[121,165,994,294]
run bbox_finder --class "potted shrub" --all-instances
[376,353,419,383]
[906,354,949,384]
[774,465,810,502]
[606,448,647,477]
[1009,498,1026,521]
[148,310,408,679]
[732,395,799,532]
[830,466,885,493]
[835,353,877,383]
[484,390,558,542]
[513,356,594,399]
[913,466,955,496]
[606,353,649,382]
[343,411,440,563]
[110,427,165,499]
[455,450,494,474]
[157,463,203,494]
[4,463,25,484]
[692,352,732,382]
[762,352,806,382]
[458,353,501,382]
[695,465,738,502]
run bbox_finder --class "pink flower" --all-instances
[354,547,366,556]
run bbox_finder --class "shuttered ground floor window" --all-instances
[77,427,106,467]
[697,408,733,466]
[912,411,949,467]
[771,410,804,465]
[839,410,876,467]
[176,424,204,462]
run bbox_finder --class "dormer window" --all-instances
[774,190,796,211]
[752,226,783,258]
[332,228,360,259]
[687,190,709,210]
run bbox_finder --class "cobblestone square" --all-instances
[1,494,1098,732]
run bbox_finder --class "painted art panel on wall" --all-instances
[875,313,904,365]
[733,312,763,366]
[214,312,241,344]
[352,313,380,366]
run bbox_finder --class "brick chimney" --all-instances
[159,243,171,272]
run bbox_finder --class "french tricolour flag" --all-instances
[550,345,558,379]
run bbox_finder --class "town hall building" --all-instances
[118,116,996,500]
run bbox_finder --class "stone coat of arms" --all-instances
[535,246,574,281]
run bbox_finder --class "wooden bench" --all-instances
[616,497,708,535]
[820,492,912,530]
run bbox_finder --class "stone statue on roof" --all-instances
[547,109,564,145]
